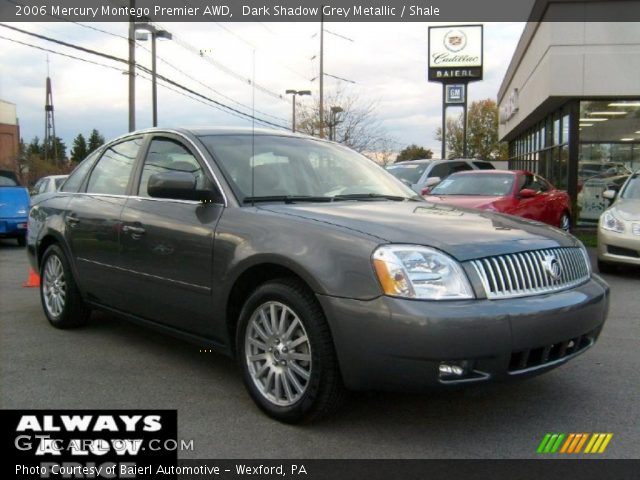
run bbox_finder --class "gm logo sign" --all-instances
[537,433,613,454]
[445,84,465,104]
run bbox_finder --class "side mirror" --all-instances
[425,176,442,188]
[148,172,213,202]
[420,187,431,196]
[519,188,537,198]
[602,189,617,200]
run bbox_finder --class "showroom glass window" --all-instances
[85,138,142,195]
[577,99,640,225]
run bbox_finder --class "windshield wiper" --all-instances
[242,195,334,204]
[332,193,420,202]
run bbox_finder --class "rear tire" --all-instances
[237,278,346,423]
[597,259,617,275]
[40,244,90,329]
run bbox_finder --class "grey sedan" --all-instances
[27,128,609,423]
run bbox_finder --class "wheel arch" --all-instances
[224,261,323,358]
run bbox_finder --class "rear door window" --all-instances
[86,138,143,195]
[61,152,100,193]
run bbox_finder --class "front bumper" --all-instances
[597,227,640,266]
[318,276,609,391]
[0,217,27,237]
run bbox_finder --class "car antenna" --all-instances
[251,48,256,207]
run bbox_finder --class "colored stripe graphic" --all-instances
[539,433,613,454]
[585,433,613,453]
[537,433,565,454]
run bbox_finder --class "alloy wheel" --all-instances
[43,254,66,318]
[245,301,312,407]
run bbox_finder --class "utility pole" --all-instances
[128,0,135,132]
[319,12,324,138]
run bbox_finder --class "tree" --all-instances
[435,98,508,160]
[395,144,433,162]
[43,136,67,164]
[27,137,42,157]
[70,134,88,163]
[87,129,105,153]
[295,89,394,156]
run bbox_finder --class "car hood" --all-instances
[261,201,577,261]
[424,195,503,210]
[611,198,640,221]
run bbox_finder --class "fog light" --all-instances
[439,361,467,378]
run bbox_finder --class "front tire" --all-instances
[559,212,571,232]
[40,244,90,328]
[597,259,617,275]
[237,279,346,423]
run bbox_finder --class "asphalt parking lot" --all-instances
[1,239,638,459]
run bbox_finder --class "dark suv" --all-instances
[27,128,609,423]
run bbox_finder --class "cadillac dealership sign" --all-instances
[428,25,483,82]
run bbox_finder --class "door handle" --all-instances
[122,225,146,237]
[66,215,80,227]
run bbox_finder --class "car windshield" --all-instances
[0,176,18,187]
[385,163,429,184]
[430,173,515,196]
[620,173,640,200]
[200,135,418,202]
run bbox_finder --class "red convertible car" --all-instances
[424,170,572,231]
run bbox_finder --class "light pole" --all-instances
[285,89,311,133]
[329,106,343,141]
[135,23,172,127]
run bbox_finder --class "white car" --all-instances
[597,170,640,272]
[30,175,67,205]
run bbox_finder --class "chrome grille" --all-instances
[470,248,590,299]
[632,223,640,236]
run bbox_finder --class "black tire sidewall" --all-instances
[236,281,329,423]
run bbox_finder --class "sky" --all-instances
[0,21,525,158]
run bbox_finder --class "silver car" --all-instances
[597,170,640,272]
[386,158,494,194]
[30,175,68,205]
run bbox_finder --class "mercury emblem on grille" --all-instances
[543,254,562,281]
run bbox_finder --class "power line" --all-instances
[0,35,126,73]
[1,35,285,130]
[0,23,289,129]
[47,20,288,122]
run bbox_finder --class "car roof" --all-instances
[451,169,522,176]
[391,159,435,165]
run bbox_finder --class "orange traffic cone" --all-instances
[23,268,40,288]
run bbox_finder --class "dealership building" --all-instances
[498,1,640,225]
[0,100,20,176]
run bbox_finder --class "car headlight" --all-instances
[601,210,625,233]
[372,245,474,300]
